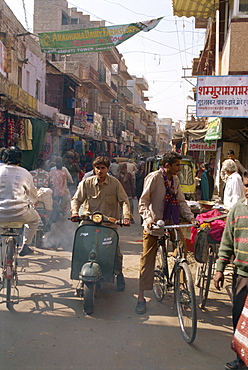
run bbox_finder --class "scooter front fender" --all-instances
[80,261,102,283]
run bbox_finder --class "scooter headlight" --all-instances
[92,213,103,224]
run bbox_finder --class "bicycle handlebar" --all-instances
[152,220,198,230]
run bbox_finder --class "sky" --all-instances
[5,0,206,124]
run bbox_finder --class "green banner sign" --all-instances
[38,18,162,54]
[204,117,222,142]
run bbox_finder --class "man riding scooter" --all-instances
[71,156,131,291]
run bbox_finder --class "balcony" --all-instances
[101,47,120,64]
[81,66,99,89]
[119,59,132,80]
[98,70,118,99]
[136,77,148,91]
[119,86,133,103]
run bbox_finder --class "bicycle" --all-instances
[195,233,220,309]
[152,221,197,344]
[194,213,227,309]
[0,221,23,309]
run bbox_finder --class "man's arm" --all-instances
[214,210,235,289]
[235,159,246,174]
[116,180,131,220]
[138,174,154,224]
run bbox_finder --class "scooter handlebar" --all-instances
[69,214,130,226]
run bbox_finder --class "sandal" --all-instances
[225,358,247,370]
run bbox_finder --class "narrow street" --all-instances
[0,201,234,370]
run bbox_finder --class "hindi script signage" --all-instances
[197,75,248,117]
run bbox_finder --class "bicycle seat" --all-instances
[0,222,23,229]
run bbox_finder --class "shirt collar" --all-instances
[93,174,110,186]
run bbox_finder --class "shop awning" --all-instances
[172,0,219,19]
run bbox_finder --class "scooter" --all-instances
[70,212,122,315]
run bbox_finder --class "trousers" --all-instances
[232,273,248,329]
[139,229,187,291]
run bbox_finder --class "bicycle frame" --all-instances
[153,222,197,344]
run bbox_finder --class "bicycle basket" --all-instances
[194,229,209,263]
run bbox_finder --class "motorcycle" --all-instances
[70,212,124,315]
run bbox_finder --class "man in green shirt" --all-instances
[214,170,248,370]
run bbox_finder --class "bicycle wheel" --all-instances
[5,237,15,310]
[174,261,197,344]
[153,245,166,301]
[198,253,214,309]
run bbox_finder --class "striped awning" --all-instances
[172,0,219,19]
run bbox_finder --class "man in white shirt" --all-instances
[222,159,244,210]
[220,150,246,183]
[0,147,40,256]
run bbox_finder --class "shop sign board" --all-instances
[93,112,102,141]
[53,112,71,129]
[188,141,217,151]
[197,75,248,117]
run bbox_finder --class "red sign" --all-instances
[188,141,217,151]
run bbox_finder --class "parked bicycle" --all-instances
[0,221,23,309]
[153,221,197,344]
[194,213,227,309]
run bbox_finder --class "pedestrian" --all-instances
[135,162,146,201]
[200,163,210,201]
[207,167,215,200]
[221,150,246,183]
[109,158,119,176]
[214,170,248,370]
[135,151,198,314]
[49,157,71,215]
[126,158,137,180]
[116,162,135,223]
[222,159,244,210]
[30,158,53,219]
[70,156,131,291]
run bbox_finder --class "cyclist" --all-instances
[71,156,130,291]
[0,146,40,256]
[135,151,199,314]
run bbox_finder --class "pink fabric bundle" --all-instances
[190,209,226,244]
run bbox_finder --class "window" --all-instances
[239,0,248,12]
[35,79,41,100]
[71,18,79,25]
[62,12,68,25]
[26,70,30,93]
[232,0,248,16]
[18,66,22,87]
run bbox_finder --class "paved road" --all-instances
[0,201,234,370]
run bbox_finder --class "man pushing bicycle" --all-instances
[135,151,199,314]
